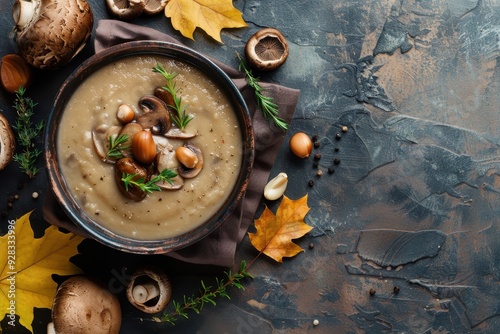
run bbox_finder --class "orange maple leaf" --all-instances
[165,0,248,43]
[248,195,313,263]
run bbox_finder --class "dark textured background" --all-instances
[1,0,499,333]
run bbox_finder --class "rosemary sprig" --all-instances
[11,87,45,178]
[106,134,129,159]
[154,261,253,325]
[152,64,193,130]
[236,52,288,131]
[122,168,178,193]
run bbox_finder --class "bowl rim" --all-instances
[45,40,255,254]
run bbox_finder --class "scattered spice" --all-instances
[334,147,340,152]
[32,191,39,199]
[314,153,321,160]
[313,319,319,326]
[312,134,318,142]
[334,158,341,165]
[393,286,400,294]
[335,133,342,140]
[328,167,334,174]
[314,141,320,148]
[309,243,314,249]
[312,161,319,168]
[369,288,376,296]
[316,170,323,177]
[308,180,314,187]
[341,126,348,132]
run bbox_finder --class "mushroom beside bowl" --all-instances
[45,41,254,254]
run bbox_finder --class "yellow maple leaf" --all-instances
[249,195,313,263]
[165,0,248,43]
[0,211,84,333]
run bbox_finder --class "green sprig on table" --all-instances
[154,260,253,325]
[12,87,45,178]
[236,52,288,131]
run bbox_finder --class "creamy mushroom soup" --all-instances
[57,55,243,240]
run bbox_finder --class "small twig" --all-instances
[106,134,129,159]
[153,260,253,325]
[11,87,45,178]
[121,168,177,193]
[152,64,193,130]
[236,52,288,131]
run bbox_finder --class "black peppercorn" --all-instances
[313,161,319,168]
[336,133,342,140]
[309,243,314,249]
[334,147,340,152]
[314,153,321,160]
[369,288,376,296]
[334,158,340,165]
[314,141,320,148]
[328,167,334,174]
[393,286,400,294]
[312,134,318,142]
[308,180,314,187]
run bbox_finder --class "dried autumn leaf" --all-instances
[0,211,84,333]
[165,0,248,42]
[249,195,313,263]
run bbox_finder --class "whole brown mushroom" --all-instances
[12,0,94,70]
[0,114,15,171]
[47,276,122,334]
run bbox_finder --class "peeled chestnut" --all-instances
[132,130,157,164]
[289,132,312,158]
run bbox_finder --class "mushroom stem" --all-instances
[132,283,160,303]
[47,322,55,334]
[12,0,36,29]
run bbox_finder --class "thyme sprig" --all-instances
[154,261,253,325]
[152,64,193,130]
[106,134,129,159]
[121,168,178,193]
[236,52,288,131]
[11,87,45,178]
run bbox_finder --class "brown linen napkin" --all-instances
[43,20,299,267]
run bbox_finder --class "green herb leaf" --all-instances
[153,64,193,130]
[121,168,178,194]
[106,133,129,159]
[236,52,288,131]
[11,87,45,178]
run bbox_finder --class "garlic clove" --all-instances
[264,172,288,200]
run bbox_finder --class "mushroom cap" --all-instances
[245,27,289,71]
[106,0,145,20]
[115,157,148,201]
[126,266,172,314]
[0,114,15,170]
[137,95,172,135]
[177,142,204,179]
[13,0,94,70]
[143,0,168,15]
[52,276,121,334]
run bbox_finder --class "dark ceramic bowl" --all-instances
[45,41,254,254]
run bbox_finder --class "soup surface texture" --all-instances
[58,55,243,240]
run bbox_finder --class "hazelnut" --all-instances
[289,132,312,158]
[116,104,135,124]
[132,130,157,164]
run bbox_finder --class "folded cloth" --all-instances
[43,20,299,267]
